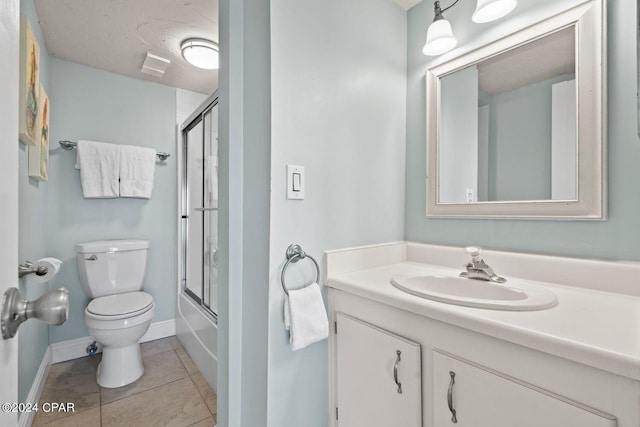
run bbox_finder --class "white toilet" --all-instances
[76,239,156,388]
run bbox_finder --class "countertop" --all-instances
[327,260,640,381]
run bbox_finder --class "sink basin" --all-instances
[390,275,557,311]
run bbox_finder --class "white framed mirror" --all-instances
[426,0,606,219]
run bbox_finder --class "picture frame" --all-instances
[29,84,49,182]
[18,15,40,146]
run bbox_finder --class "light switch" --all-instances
[287,165,305,200]
[293,173,301,192]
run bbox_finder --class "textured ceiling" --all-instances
[34,0,218,95]
[394,0,422,10]
[34,0,418,94]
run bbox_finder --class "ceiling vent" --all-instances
[141,52,170,78]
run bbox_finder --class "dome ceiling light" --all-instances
[181,38,219,70]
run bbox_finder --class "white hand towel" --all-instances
[283,283,329,351]
[119,144,156,198]
[76,140,120,198]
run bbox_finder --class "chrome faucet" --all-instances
[460,246,506,284]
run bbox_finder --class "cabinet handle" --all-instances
[393,350,402,394]
[448,371,457,423]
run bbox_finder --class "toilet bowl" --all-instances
[76,240,155,388]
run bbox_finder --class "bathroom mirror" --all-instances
[426,0,606,219]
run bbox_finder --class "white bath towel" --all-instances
[284,282,329,351]
[119,144,156,198]
[76,140,120,198]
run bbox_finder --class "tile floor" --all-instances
[32,336,216,427]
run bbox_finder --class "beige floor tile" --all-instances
[188,416,216,427]
[47,355,101,380]
[169,335,184,351]
[101,378,210,427]
[140,337,175,357]
[33,372,100,426]
[101,348,188,404]
[36,407,100,427]
[191,373,217,416]
[175,345,199,376]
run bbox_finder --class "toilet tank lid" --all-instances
[76,239,150,253]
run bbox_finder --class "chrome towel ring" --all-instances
[281,244,320,296]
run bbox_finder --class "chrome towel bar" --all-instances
[280,244,320,296]
[58,140,170,161]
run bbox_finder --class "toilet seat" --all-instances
[86,291,154,320]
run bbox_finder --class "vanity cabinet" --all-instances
[433,350,616,427]
[326,241,640,427]
[334,313,422,427]
[328,289,633,427]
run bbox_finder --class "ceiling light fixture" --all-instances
[423,0,518,56]
[181,38,219,70]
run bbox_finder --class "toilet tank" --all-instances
[76,239,150,298]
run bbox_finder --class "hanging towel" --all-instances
[76,140,120,198]
[284,282,329,351]
[119,144,156,198]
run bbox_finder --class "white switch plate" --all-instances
[465,188,474,203]
[287,165,305,200]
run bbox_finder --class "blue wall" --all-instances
[269,0,407,425]
[483,74,574,201]
[405,0,640,261]
[47,59,177,343]
[18,0,51,405]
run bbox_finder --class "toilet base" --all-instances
[97,343,144,388]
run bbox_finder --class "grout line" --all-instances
[186,413,213,427]
[100,346,188,405]
[100,374,189,406]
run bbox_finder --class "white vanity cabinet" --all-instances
[334,313,422,427]
[432,350,616,427]
[329,292,625,427]
[326,241,640,427]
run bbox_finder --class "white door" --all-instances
[335,313,422,427]
[0,1,21,426]
[433,350,617,427]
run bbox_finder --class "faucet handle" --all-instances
[465,246,482,262]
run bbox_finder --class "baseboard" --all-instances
[50,319,176,364]
[141,319,176,343]
[18,347,51,427]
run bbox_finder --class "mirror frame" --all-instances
[426,0,606,220]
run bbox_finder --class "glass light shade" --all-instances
[423,19,458,56]
[472,0,517,23]
[181,39,219,70]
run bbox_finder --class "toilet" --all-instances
[76,239,156,388]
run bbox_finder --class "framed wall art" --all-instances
[29,84,49,181]
[19,15,40,146]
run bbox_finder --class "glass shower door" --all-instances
[183,100,218,318]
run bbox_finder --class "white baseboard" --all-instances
[141,319,176,343]
[50,319,176,364]
[18,347,51,427]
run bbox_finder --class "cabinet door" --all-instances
[433,350,617,427]
[336,313,422,427]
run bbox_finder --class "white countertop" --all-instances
[326,242,640,381]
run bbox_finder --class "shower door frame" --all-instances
[178,91,219,321]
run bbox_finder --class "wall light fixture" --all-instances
[423,0,518,56]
